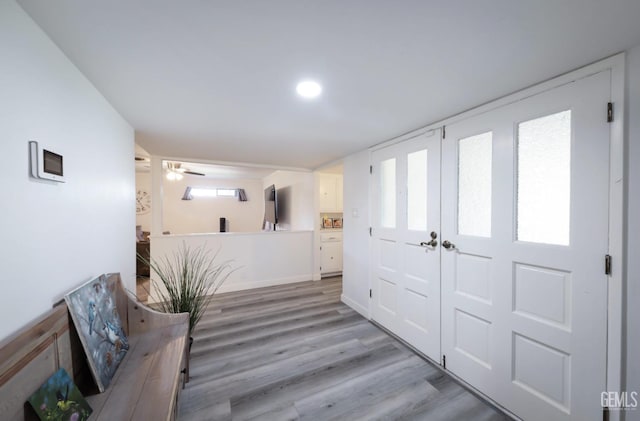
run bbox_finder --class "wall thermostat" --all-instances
[29,141,65,182]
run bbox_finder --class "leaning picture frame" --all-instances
[64,274,129,392]
[332,218,343,229]
[322,217,333,228]
[27,368,92,421]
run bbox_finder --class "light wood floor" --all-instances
[136,276,150,303]
[179,277,511,421]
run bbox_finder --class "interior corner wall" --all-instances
[625,44,640,421]
[0,1,135,341]
[162,175,264,234]
[341,150,370,317]
[262,170,314,231]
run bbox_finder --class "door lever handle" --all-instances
[442,240,455,250]
[420,240,438,247]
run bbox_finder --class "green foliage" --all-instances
[137,243,234,335]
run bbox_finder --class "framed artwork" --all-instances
[27,368,92,421]
[65,274,129,392]
[332,218,343,228]
[322,217,333,229]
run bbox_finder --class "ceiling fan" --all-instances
[166,162,205,178]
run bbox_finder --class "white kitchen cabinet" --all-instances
[318,174,343,212]
[320,232,343,275]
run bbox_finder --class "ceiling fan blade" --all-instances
[183,171,205,176]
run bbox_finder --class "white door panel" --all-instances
[368,70,610,421]
[441,70,610,421]
[371,130,441,362]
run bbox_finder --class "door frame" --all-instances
[367,53,625,419]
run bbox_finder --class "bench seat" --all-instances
[87,323,187,420]
[0,273,189,421]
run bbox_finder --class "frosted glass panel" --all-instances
[380,158,396,228]
[407,149,428,231]
[517,110,571,245]
[458,132,492,237]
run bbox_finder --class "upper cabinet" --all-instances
[318,174,343,212]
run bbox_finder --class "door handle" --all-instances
[442,240,456,250]
[420,231,439,248]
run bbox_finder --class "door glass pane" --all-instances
[380,158,396,228]
[407,149,428,231]
[458,132,492,237]
[517,110,571,245]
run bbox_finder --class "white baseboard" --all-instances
[217,274,313,293]
[341,294,369,319]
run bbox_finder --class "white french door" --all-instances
[370,69,611,421]
[371,130,441,361]
[441,70,609,421]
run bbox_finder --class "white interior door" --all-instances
[371,130,441,361]
[441,70,610,420]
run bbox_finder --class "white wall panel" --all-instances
[150,231,314,297]
[341,150,371,318]
[0,0,135,340]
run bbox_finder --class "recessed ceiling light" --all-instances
[296,80,322,99]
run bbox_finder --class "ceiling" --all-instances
[18,1,640,169]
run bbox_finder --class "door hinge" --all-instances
[369,227,372,237]
[369,165,373,174]
[442,125,446,139]
[605,254,612,275]
[369,289,372,298]
[607,102,613,123]
[320,246,322,251]
[603,406,610,421]
[442,354,446,369]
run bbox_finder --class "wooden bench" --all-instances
[0,273,189,420]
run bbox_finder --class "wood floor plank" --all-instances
[189,321,381,385]
[241,404,300,421]
[229,342,410,420]
[194,304,352,345]
[189,312,364,360]
[186,339,369,405]
[194,307,357,350]
[178,277,511,420]
[293,355,438,420]
[202,293,342,326]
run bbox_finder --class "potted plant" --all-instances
[137,242,234,343]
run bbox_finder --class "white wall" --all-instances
[150,231,314,296]
[0,1,135,340]
[625,45,640,421]
[162,175,263,234]
[262,170,314,231]
[341,150,371,317]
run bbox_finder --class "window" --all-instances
[185,187,238,199]
[407,149,428,231]
[380,158,396,228]
[458,132,492,237]
[216,189,237,197]
[517,110,571,245]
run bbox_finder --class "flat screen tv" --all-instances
[264,184,278,229]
